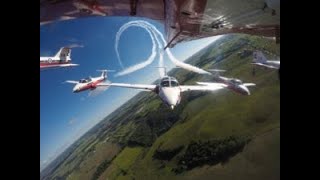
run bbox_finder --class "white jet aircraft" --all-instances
[252,51,280,69]
[97,75,224,110]
[196,69,256,95]
[40,47,79,69]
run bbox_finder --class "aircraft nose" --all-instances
[241,85,250,95]
[167,93,179,107]
[160,88,180,109]
[73,86,79,93]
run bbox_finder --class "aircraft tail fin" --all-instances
[54,47,71,62]
[97,69,115,79]
[155,66,167,77]
[253,51,267,63]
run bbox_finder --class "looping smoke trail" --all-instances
[115,20,211,77]
[135,20,211,75]
[114,24,157,77]
[115,22,158,70]
[115,22,164,77]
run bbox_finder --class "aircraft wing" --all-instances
[58,63,79,67]
[65,80,78,84]
[180,84,224,92]
[196,82,227,87]
[251,63,279,69]
[97,83,156,91]
[243,83,256,87]
[40,63,79,69]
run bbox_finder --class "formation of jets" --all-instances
[40,0,280,109]
[40,46,279,110]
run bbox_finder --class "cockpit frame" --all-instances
[230,79,243,85]
[79,77,92,84]
[160,76,179,87]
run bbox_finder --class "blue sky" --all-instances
[40,17,221,170]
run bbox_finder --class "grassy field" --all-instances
[42,34,280,180]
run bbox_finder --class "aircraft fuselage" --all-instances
[73,77,105,93]
[40,57,76,69]
[155,76,182,110]
[158,86,181,109]
[214,76,250,95]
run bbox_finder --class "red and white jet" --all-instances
[196,69,256,95]
[40,47,79,69]
[68,0,108,17]
[65,70,114,93]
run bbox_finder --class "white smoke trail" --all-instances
[134,20,211,75]
[158,50,165,77]
[166,49,211,75]
[115,21,165,77]
[149,24,165,77]
[114,23,157,77]
[114,20,211,77]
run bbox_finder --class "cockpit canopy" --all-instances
[79,77,92,83]
[160,76,179,87]
[230,79,243,85]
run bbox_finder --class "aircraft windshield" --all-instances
[171,81,179,87]
[79,78,91,83]
[160,77,179,87]
[161,81,170,87]
[230,79,242,85]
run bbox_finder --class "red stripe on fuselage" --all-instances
[77,78,105,92]
[40,61,70,68]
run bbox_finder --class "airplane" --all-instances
[65,70,114,93]
[252,51,280,70]
[69,0,108,17]
[196,69,256,95]
[96,71,225,110]
[40,47,79,69]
